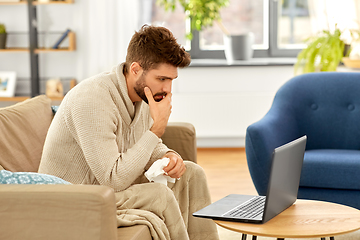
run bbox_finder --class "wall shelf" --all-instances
[0,79,76,102]
[0,31,76,52]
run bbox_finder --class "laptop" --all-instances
[193,135,307,224]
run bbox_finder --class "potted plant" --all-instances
[0,23,6,49]
[157,0,229,40]
[157,0,254,62]
[294,26,346,74]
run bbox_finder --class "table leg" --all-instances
[241,235,258,240]
[330,237,335,240]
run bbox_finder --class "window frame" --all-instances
[188,0,302,59]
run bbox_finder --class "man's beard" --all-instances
[134,73,167,104]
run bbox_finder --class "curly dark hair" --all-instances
[124,25,191,74]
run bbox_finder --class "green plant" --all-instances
[294,27,345,74]
[0,24,6,34]
[156,0,229,39]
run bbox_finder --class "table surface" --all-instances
[214,199,360,238]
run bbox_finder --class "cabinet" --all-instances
[0,0,75,100]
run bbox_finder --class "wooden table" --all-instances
[214,199,360,240]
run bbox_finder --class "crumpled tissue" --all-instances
[145,158,176,185]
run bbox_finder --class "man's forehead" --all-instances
[150,63,178,79]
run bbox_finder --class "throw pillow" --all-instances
[0,95,53,172]
[0,170,71,185]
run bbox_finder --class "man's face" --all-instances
[134,63,178,104]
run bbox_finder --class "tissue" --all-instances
[145,158,176,185]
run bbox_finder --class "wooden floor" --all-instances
[196,148,257,202]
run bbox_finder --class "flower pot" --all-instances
[0,33,7,49]
[224,33,254,64]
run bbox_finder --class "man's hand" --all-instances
[163,152,186,179]
[145,87,172,138]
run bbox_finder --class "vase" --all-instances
[223,33,254,64]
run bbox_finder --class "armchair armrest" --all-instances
[246,109,301,195]
[0,184,117,240]
[162,122,197,163]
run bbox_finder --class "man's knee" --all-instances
[183,161,207,181]
[152,182,177,200]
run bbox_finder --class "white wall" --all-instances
[0,2,296,147]
[170,66,294,147]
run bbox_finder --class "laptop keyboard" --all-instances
[223,196,266,219]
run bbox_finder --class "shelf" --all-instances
[0,31,76,52]
[0,0,73,5]
[0,79,77,102]
[0,48,28,52]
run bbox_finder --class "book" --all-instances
[52,29,70,49]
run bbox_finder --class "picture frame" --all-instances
[0,71,16,97]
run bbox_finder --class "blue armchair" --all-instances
[245,72,360,209]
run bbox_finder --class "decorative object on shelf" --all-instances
[0,72,16,97]
[0,23,6,49]
[294,25,348,74]
[52,28,71,49]
[46,78,63,97]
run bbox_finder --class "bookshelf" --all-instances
[0,0,75,99]
[0,31,76,53]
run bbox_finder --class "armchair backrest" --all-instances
[272,72,360,150]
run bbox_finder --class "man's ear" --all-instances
[130,62,142,76]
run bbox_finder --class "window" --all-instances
[142,0,311,59]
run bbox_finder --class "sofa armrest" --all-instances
[0,184,117,240]
[162,122,197,163]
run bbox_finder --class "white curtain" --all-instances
[308,0,360,43]
[74,0,140,81]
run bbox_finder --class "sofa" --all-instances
[246,72,360,210]
[0,95,197,240]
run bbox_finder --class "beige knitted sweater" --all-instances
[38,63,172,192]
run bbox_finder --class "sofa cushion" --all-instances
[300,149,360,190]
[0,95,53,172]
[0,170,71,184]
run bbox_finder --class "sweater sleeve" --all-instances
[63,85,160,192]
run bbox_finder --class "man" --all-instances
[39,25,219,240]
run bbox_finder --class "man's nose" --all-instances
[162,80,172,93]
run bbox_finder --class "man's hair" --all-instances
[124,25,191,74]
